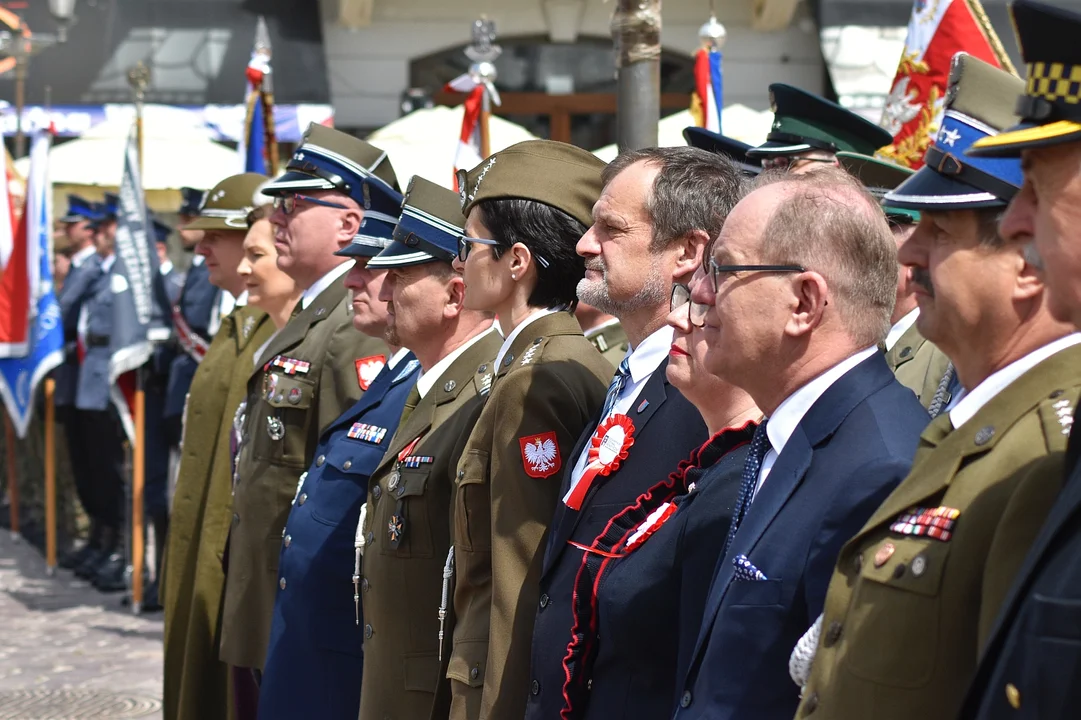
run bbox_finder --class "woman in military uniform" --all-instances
[556,270,761,720]
[445,140,614,720]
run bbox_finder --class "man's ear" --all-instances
[443,272,468,320]
[785,271,830,338]
[671,229,710,282]
[339,207,363,242]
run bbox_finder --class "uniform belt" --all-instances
[86,334,110,348]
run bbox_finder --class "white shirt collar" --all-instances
[885,308,920,352]
[71,245,96,268]
[949,333,1081,429]
[300,262,350,310]
[493,308,556,370]
[100,254,116,273]
[234,290,248,307]
[625,325,674,383]
[416,326,498,399]
[766,346,878,459]
[387,347,411,370]
[582,316,621,339]
[159,260,174,276]
[192,254,206,266]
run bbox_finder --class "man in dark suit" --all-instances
[673,167,928,719]
[524,147,744,719]
[959,1,1081,716]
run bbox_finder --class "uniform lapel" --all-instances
[251,282,346,374]
[885,322,925,371]
[323,353,420,439]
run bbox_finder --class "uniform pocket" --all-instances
[844,537,950,689]
[447,638,487,688]
[1025,595,1081,718]
[455,450,490,553]
[310,442,379,528]
[253,374,315,468]
[379,468,434,559]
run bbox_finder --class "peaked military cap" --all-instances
[185,172,271,231]
[747,84,893,159]
[100,192,120,219]
[837,151,920,224]
[969,0,1081,156]
[178,187,207,216]
[263,124,403,249]
[887,53,1023,210]
[60,194,101,223]
[366,176,464,268]
[682,127,761,176]
[457,140,604,228]
[151,217,172,244]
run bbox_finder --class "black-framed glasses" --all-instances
[670,283,711,328]
[707,260,806,293]
[760,155,836,172]
[272,193,349,216]
[456,235,551,268]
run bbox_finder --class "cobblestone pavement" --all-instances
[0,532,163,719]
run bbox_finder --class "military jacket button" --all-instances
[364,624,373,639]
[372,485,382,500]
[444,380,457,393]
[539,593,550,609]
[899,346,912,358]
[680,690,692,708]
[343,460,352,470]
[470,666,479,680]
[233,513,240,525]
[974,426,995,446]
[316,455,326,467]
[823,621,842,647]
[1005,683,1021,709]
[803,692,818,714]
[365,531,374,545]
[298,493,307,506]
[531,680,540,696]
[361,578,370,592]
[279,577,287,590]
[283,535,291,548]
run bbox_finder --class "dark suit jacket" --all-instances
[959,422,1081,720]
[523,359,708,720]
[673,353,928,720]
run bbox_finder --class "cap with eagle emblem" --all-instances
[185,172,272,231]
[366,176,465,268]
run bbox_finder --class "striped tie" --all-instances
[723,420,770,557]
[599,358,631,421]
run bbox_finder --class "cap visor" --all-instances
[967,120,1081,158]
[366,241,438,268]
[261,170,336,196]
[335,235,394,258]
[883,169,1006,211]
[60,213,87,223]
[745,141,814,158]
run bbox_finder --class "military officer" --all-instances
[357,182,501,720]
[161,173,275,720]
[837,151,954,414]
[745,84,893,173]
[56,195,109,570]
[220,125,394,716]
[446,143,612,720]
[258,179,427,720]
[960,2,1081,716]
[683,127,763,176]
[576,303,628,368]
[793,54,1081,720]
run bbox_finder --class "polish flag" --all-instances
[444,74,500,191]
[0,151,28,357]
[690,48,723,133]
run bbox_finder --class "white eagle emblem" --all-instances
[524,437,558,473]
[355,355,387,391]
[881,76,923,137]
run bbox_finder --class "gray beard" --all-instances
[577,262,668,318]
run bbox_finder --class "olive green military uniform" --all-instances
[163,303,273,720]
[886,322,953,410]
[584,321,629,369]
[357,329,502,720]
[449,311,610,720]
[219,281,387,670]
[796,342,1081,720]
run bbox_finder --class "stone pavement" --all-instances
[0,532,163,719]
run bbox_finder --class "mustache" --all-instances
[910,267,935,297]
[583,257,606,274]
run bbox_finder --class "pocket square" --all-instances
[733,554,768,581]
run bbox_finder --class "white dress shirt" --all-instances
[300,262,351,311]
[71,244,97,269]
[756,346,878,498]
[884,308,919,352]
[493,307,559,371]
[564,324,674,498]
[949,332,1081,430]
[387,346,411,370]
[416,326,500,399]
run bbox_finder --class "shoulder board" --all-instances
[518,335,550,367]
[1037,386,1081,454]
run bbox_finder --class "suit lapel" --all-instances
[323,354,419,438]
[885,322,925,371]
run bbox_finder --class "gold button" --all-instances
[1005,683,1021,709]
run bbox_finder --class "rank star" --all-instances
[940,128,961,147]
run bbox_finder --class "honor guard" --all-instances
[959,2,1081,717]
[447,142,613,720]
[219,126,393,707]
[745,84,894,173]
[258,177,420,719]
[357,178,502,720]
[837,151,955,414]
[161,173,276,720]
[795,53,1081,720]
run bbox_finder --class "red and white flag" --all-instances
[878,0,1015,169]
[0,151,27,357]
[445,74,500,190]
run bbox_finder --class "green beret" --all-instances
[457,140,605,228]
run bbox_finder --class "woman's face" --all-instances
[666,265,726,404]
[453,207,515,312]
[238,217,298,313]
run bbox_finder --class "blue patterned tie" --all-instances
[723,420,770,557]
[599,357,631,421]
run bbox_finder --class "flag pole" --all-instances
[44,378,56,572]
[3,413,18,539]
[467,17,500,160]
[127,61,151,614]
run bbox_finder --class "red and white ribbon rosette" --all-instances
[564,414,635,511]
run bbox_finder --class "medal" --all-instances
[267,415,285,441]
[564,414,635,511]
[388,471,400,492]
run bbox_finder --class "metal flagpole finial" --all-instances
[465,16,501,88]
[127,61,151,102]
[698,13,727,51]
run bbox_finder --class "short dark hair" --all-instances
[474,198,588,309]
[602,146,747,251]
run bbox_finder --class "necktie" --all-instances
[398,386,421,426]
[723,420,770,557]
[599,358,631,421]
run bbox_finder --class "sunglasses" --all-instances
[456,236,551,268]
[706,260,806,294]
[272,193,348,216]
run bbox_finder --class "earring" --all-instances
[511,274,517,280]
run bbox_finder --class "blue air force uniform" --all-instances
[258,352,421,720]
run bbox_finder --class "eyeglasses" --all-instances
[670,283,711,328]
[760,155,836,172]
[456,235,551,268]
[272,193,349,216]
[707,260,806,293]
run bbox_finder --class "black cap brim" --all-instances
[883,167,1007,211]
